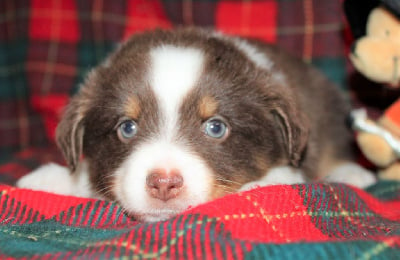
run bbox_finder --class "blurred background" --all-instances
[0,0,398,184]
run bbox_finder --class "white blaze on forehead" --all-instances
[112,45,210,221]
[149,45,205,138]
[231,38,274,70]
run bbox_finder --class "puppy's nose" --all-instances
[146,169,184,201]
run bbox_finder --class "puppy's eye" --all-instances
[204,117,229,139]
[117,120,138,141]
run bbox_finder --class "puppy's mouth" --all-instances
[116,188,198,222]
[133,209,185,222]
[128,201,194,222]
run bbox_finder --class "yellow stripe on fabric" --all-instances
[240,194,290,242]
[303,0,314,63]
[358,238,397,260]
[327,185,381,231]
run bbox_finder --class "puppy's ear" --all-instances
[271,95,309,167]
[56,95,87,172]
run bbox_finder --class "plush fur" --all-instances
[17,28,376,222]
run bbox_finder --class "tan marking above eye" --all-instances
[254,153,270,173]
[124,95,141,119]
[198,95,218,119]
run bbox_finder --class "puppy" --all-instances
[17,28,376,222]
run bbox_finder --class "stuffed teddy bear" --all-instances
[349,7,400,85]
[345,2,400,180]
[350,102,400,179]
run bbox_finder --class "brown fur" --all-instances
[56,28,353,202]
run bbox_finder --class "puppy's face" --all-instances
[57,29,308,222]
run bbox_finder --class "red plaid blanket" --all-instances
[2,1,400,259]
[0,0,352,160]
[1,181,399,259]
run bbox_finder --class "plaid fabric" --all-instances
[0,0,348,160]
[0,146,63,185]
[0,182,399,259]
[2,1,399,259]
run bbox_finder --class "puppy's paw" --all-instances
[240,166,306,191]
[16,163,74,195]
[239,181,263,192]
[325,163,377,189]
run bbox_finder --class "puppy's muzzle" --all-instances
[146,169,184,201]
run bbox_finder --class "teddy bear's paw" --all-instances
[379,163,400,180]
[357,132,397,166]
[325,162,377,189]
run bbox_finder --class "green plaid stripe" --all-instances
[312,58,346,90]
[296,184,400,239]
[74,1,127,94]
[0,41,28,99]
[366,181,400,201]
[247,240,400,260]
[74,42,116,94]
[1,181,399,259]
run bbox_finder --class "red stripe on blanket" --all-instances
[1,182,399,246]
[351,187,400,221]
[29,0,79,42]
[123,0,171,39]
[30,94,69,141]
[185,185,327,243]
[0,186,92,220]
[216,0,277,43]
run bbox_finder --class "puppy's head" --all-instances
[56,29,308,222]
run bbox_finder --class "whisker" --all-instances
[212,183,239,194]
[214,177,243,186]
